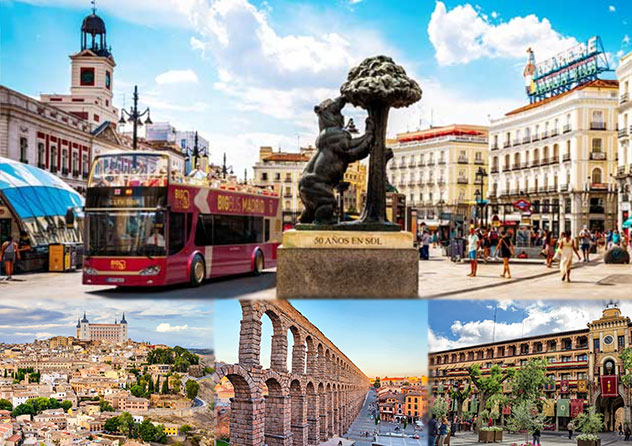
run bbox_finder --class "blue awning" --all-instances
[0,157,84,219]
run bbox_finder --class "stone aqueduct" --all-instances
[212,299,371,446]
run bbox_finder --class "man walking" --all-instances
[579,225,592,262]
[428,414,438,446]
[568,420,574,440]
[1,235,20,280]
[467,226,480,277]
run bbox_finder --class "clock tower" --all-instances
[40,5,118,127]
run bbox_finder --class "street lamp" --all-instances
[221,152,234,179]
[118,85,152,150]
[184,131,206,172]
[475,167,488,227]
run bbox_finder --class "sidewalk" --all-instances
[449,431,626,446]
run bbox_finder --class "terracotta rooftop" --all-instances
[396,124,488,143]
[263,153,310,162]
[505,78,619,116]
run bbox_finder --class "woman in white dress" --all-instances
[558,232,581,282]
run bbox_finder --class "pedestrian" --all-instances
[532,426,541,446]
[489,227,499,258]
[467,226,480,277]
[428,414,438,446]
[568,420,574,440]
[421,230,431,260]
[625,425,630,441]
[613,229,622,247]
[579,225,592,262]
[498,229,514,279]
[544,230,555,268]
[437,416,449,446]
[558,232,581,282]
[1,235,20,280]
[619,423,624,435]
[481,229,491,262]
[432,231,438,249]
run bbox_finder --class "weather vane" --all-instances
[91,0,96,14]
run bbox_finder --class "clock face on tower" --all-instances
[604,335,614,345]
[105,71,111,89]
[80,67,95,86]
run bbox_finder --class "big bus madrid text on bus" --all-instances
[82,152,281,287]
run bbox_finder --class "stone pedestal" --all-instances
[276,230,418,298]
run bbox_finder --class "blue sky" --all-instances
[0,297,213,348]
[429,299,632,353]
[1,0,631,176]
[214,299,428,378]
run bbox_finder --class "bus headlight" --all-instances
[84,267,98,275]
[139,265,161,276]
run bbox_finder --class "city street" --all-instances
[1,247,631,299]
[447,431,630,446]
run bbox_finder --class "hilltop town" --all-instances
[0,314,215,446]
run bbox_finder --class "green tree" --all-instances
[161,379,169,394]
[507,400,546,443]
[430,396,450,418]
[148,376,154,393]
[138,419,158,442]
[185,380,200,400]
[12,403,36,418]
[0,399,12,411]
[154,424,168,444]
[171,376,182,393]
[620,348,632,387]
[104,416,121,433]
[118,412,135,436]
[130,384,145,398]
[449,384,472,420]
[60,401,73,412]
[468,364,515,431]
[100,400,115,412]
[510,358,552,405]
[373,378,381,389]
[575,407,604,439]
[180,424,193,436]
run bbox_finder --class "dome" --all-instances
[81,13,106,35]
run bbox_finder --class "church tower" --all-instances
[41,3,118,127]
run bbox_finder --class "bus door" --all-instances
[166,212,188,282]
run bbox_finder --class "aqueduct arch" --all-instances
[215,300,371,446]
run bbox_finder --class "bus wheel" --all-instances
[253,250,264,276]
[190,255,205,287]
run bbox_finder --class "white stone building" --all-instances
[488,79,619,235]
[387,124,489,229]
[616,51,632,228]
[76,312,128,343]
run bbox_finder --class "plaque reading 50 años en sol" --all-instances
[281,230,414,250]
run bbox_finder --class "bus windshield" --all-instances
[89,154,169,188]
[86,211,166,257]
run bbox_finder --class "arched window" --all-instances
[591,168,602,185]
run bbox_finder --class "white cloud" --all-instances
[156,323,189,333]
[427,1,578,66]
[624,35,630,45]
[155,69,199,85]
[609,5,616,12]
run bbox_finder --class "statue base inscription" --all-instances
[277,230,418,298]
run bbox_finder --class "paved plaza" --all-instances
[1,246,631,299]
[345,390,424,446]
[447,431,631,446]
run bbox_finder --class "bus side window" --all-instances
[194,214,213,246]
[186,212,193,242]
[264,219,270,242]
[168,212,186,254]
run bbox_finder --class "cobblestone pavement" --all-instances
[344,390,424,446]
[448,431,630,446]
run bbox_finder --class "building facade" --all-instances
[430,305,632,432]
[387,125,489,229]
[488,79,619,235]
[76,312,128,343]
[616,51,632,228]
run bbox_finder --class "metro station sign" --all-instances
[524,36,611,103]
[513,199,531,212]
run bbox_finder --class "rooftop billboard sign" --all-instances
[523,36,611,103]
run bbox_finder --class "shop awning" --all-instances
[0,157,84,219]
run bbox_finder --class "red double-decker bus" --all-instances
[82,152,281,287]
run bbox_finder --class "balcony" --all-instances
[528,186,538,193]
[474,158,485,165]
[590,122,606,130]
[502,166,511,172]
[621,92,629,105]
[542,130,549,139]
[457,157,468,164]
[563,124,572,133]
[563,153,571,162]
[50,166,58,174]
[283,193,293,199]
[623,194,630,202]
[619,128,629,138]
[408,162,416,168]
[389,164,398,170]
[489,191,497,198]
[551,156,559,164]
[503,141,511,148]
[72,169,79,177]
[548,185,558,192]
[590,152,606,160]
[490,166,499,174]
[426,180,434,186]
[61,167,69,176]
[491,144,499,151]
[513,140,521,146]
[457,178,468,184]
[560,184,569,192]
[438,159,446,165]
[541,157,550,165]
[618,166,626,176]
[520,162,529,169]
[427,160,435,166]
[512,164,521,170]
[531,160,540,167]
[532,134,540,141]
[551,129,559,137]
[590,182,608,191]
[417,161,425,167]
[438,179,446,186]
[284,178,292,183]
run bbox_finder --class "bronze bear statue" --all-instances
[298,96,373,225]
